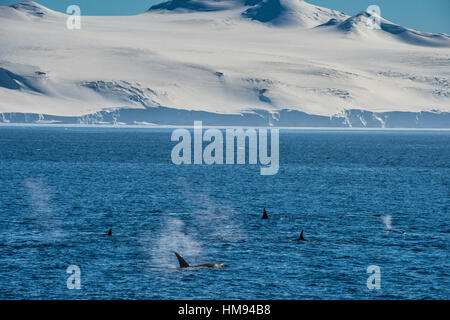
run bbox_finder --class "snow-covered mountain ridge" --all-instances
[0,1,449,127]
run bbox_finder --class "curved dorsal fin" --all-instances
[299,230,304,240]
[174,252,190,268]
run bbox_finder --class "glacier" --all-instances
[0,0,449,127]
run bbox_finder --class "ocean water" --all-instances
[0,126,448,300]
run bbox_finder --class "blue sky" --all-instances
[1,0,449,34]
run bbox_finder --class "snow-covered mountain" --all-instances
[317,10,450,47]
[149,0,348,27]
[149,0,245,12]
[0,0,62,20]
[0,0,449,127]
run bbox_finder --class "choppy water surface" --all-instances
[0,126,448,299]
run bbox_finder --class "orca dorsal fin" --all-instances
[262,208,268,219]
[174,252,190,268]
[299,230,304,240]
[107,229,112,236]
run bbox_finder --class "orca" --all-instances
[262,208,269,219]
[381,215,405,235]
[294,230,308,242]
[107,229,112,236]
[174,252,227,269]
[387,229,406,235]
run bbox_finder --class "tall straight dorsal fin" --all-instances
[174,252,190,268]
[262,208,269,219]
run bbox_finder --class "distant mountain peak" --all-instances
[337,10,392,32]
[10,0,42,7]
[327,9,450,47]
[241,0,347,27]
[148,0,247,12]
[10,1,46,14]
[149,0,348,28]
[8,0,58,18]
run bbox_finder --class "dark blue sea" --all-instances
[0,126,448,299]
